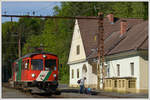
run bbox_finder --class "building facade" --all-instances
[68,15,148,93]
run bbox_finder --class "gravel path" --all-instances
[2,87,33,98]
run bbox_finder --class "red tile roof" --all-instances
[77,17,148,59]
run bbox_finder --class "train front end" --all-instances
[13,53,59,91]
[29,53,59,90]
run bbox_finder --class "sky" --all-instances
[2,1,61,23]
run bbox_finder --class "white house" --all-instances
[68,14,148,93]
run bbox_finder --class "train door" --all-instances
[21,60,29,81]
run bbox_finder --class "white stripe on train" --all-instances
[36,71,49,81]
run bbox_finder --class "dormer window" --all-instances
[77,45,80,55]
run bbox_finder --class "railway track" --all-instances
[2,82,60,98]
[2,84,113,98]
[2,82,148,98]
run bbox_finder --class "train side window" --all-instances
[25,60,29,70]
[22,60,29,70]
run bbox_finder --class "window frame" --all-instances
[77,69,79,78]
[45,59,56,71]
[130,62,134,76]
[122,80,125,88]
[109,80,111,87]
[76,45,80,55]
[107,67,110,77]
[21,60,29,70]
[117,64,120,76]
[119,80,121,88]
[114,80,117,88]
[72,69,74,79]
[128,79,136,88]
[31,59,43,70]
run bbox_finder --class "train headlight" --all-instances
[43,54,46,58]
[53,74,56,77]
[32,74,35,78]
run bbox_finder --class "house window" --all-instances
[109,80,111,87]
[72,69,74,79]
[119,80,121,88]
[128,79,136,88]
[82,64,87,73]
[117,64,120,76]
[107,67,110,77]
[77,69,79,78]
[122,80,125,88]
[130,63,134,76]
[106,80,108,87]
[114,80,117,88]
[76,45,80,55]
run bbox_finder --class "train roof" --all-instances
[14,52,57,62]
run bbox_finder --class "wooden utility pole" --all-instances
[18,26,21,58]
[97,12,104,90]
[18,32,21,58]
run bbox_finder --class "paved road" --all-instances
[2,83,148,98]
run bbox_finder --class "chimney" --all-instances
[120,20,127,35]
[107,14,114,24]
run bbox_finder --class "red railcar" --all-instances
[12,52,59,91]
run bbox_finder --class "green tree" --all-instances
[3,2,148,83]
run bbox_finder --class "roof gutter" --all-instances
[67,59,87,65]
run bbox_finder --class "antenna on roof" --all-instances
[36,43,45,53]
[27,43,47,53]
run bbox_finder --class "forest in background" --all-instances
[2,2,148,83]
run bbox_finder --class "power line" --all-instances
[2,14,100,19]
[2,14,135,27]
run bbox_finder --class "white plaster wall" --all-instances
[88,63,97,85]
[69,61,89,86]
[108,56,140,89]
[139,56,148,89]
[68,20,86,63]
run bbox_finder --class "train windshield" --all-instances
[31,59,43,70]
[45,59,56,71]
